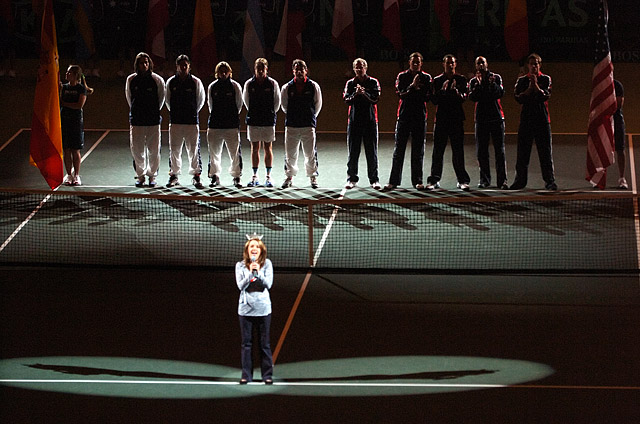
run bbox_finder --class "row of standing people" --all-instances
[62,51,627,191]
[348,52,557,192]
[125,52,321,190]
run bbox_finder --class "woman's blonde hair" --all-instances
[67,65,94,95]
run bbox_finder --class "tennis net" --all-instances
[0,188,637,273]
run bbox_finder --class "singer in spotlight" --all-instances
[235,234,274,385]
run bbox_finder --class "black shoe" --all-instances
[233,177,242,188]
[192,175,204,189]
[264,378,273,385]
[239,379,248,385]
[166,174,179,188]
[509,182,526,190]
[498,182,509,190]
[209,176,220,188]
[545,182,558,191]
[478,182,490,188]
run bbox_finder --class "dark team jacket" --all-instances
[208,78,240,129]
[432,73,468,123]
[245,77,278,127]
[395,70,432,122]
[468,71,505,123]
[167,74,199,125]
[343,75,380,123]
[283,78,318,128]
[514,72,552,124]
[60,83,86,121]
[129,72,161,126]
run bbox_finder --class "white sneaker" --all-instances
[345,181,356,189]
[63,174,73,185]
[425,182,440,191]
[72,175,81,186]
[371,182,381,190]
[618,178,628,189]
[457,182,470,191]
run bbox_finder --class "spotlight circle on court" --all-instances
[0,355,554,398]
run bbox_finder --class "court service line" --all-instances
[272,187,348,364]
[0,129,26,153]
[0,131,108,254]
[1,379,638,391]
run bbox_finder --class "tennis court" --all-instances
[1,123,639,422]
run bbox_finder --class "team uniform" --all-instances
[388,69,432,188]
[280,77,323,186]
[468,71,507,188]
[236,258,274,383]
[343,74,381,186]
[511,72,555,190]
[165,72,206,185]
[125,70,165,186]
[428,73,471,188]
[206,77,243,187]
[243,76,281,144]
[60,83,87,150]
[243,75,281,186]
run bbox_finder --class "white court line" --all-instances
[312,187,348,267]
[0,129,25,153]
[0,130,110,253]
[0,379,638,390]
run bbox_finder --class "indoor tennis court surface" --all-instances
[1,129,639,422]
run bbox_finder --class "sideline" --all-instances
[0,131,109,254]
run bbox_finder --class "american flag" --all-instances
[586,0,616,189]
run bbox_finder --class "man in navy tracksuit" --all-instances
[206,61,243,188]
[165,55,206,189]
[510,53,556,191]
[385,52,432,190]
[280,59,322,189]
[343,58,381,189]
[468,56,507,189]
[427,54,471,191]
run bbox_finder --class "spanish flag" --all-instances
[30,0,63,189]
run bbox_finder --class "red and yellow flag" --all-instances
[30,0,63,189]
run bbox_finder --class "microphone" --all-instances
[251,256,258,278]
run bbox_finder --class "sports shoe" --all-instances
[63,174,73,186]
[545,182,558,191]
[371,182,381,190]
[457,182,470,191]
[148,176,157,188]
[499,182,509,190]
[166,174,179,187]
[265,176,274,188]
[310,176,318,189]
[135,176,145,188]
[72,175,81,186]
[233,177,243,188]
[383,184,396,191]
[192,175,204,189]
[478,182,490,188]
[281,177,293,189]
[618,178,628,189]
[415,183,425,190]
[247,175,260,187]
[209,175,220,187]
[425,182,440,191]
[345,181,356,189]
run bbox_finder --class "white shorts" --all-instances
[247,125,276,143]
